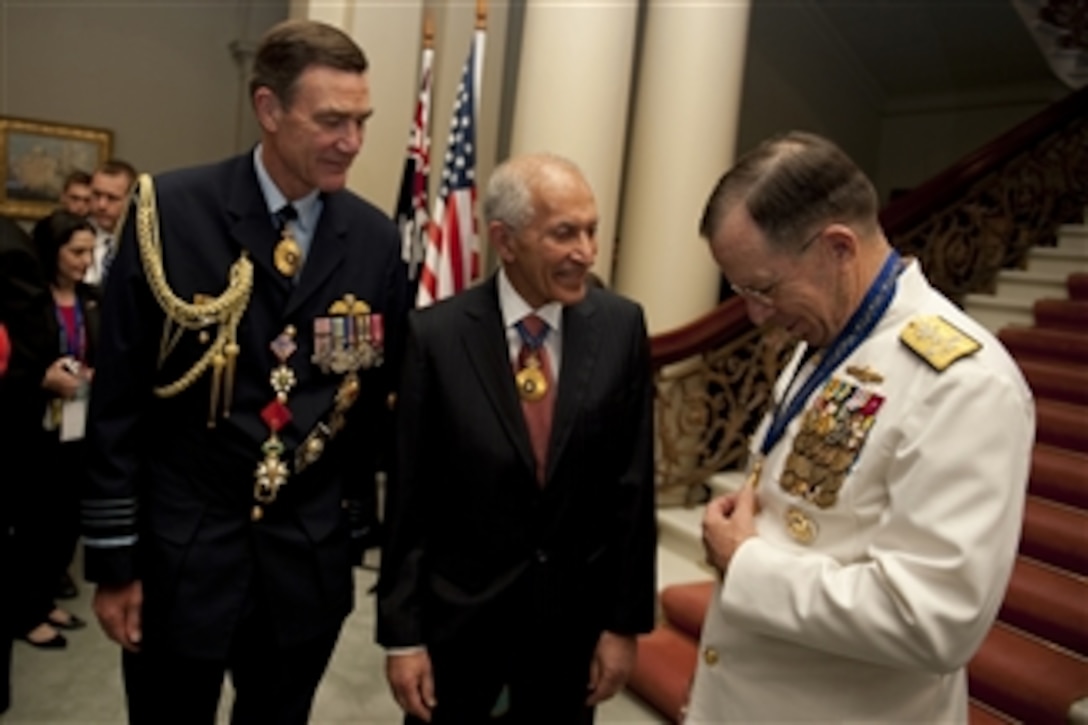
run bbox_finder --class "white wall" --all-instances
[0,0,289,175]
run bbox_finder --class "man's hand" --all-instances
[586,631,636,706]
[702,481,759,575]
[93,581,143,652]
[386,651,437,722]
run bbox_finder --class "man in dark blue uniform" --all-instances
[82,19,408,725]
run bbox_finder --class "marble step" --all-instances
[1026,247,1088,276]
[993,269,1069,302]
[654,470,749,594]
[1056,224,1088,254]
[962,294,1034,334]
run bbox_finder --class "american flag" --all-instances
[416,28,485,308]
[396,45,433,283]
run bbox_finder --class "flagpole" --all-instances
[424,10,435,49]
[396,11,436,286]
[473,0,487,148]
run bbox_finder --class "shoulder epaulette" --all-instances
[899,315,982,372]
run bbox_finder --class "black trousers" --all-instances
[10,434,82,634]
[121,605,341,725]
[405,638,596,725]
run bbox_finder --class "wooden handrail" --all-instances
[650,298,750,370]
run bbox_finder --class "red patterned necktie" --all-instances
[516,314,555,486]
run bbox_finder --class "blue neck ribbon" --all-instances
[760,250,901,456]
[515,319,549,351]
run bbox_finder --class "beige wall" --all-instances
[734,2,884,182]
[1,0,1063,327]
[875,83,1067,202]
[0,0,289,174]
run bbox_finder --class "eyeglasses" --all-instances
[728,227,823,307]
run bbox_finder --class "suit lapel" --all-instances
[461,279,537,476]
[285,193,347,318]
[225,158,292,298]
[546,296,599,482]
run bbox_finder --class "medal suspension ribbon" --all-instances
[515,318,548,357]
[749,250,902,486]
[55,298,86,361]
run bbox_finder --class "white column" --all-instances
[345,2,426,209]
[506,0,639,286]
[614,1,751,334]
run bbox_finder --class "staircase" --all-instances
[963,220,1088,333]
[630,220,1088,723]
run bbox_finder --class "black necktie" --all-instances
[274,204,298,232]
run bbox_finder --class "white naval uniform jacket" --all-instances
[686,261,1035,724]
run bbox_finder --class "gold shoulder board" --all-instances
[899,315,982,372]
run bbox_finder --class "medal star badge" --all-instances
[274,234,302,277]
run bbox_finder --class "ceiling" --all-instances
[809,0,1063,101]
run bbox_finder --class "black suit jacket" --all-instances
[83,153,409,658]
[377,276,656,670]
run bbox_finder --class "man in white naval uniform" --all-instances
[687,131,1035,723]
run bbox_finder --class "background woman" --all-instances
[10,210,101,649]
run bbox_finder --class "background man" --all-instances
[82,19,408,724]
[31,171,94,290]
[378,153,656,724]
[59,170,94,217]
[688,131,1034,722]
[83,159,137,286]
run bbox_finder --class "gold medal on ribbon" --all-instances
[274,235,302,277]
[516,355,548,402]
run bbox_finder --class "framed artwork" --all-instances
[0,116,113,219]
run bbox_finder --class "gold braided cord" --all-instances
[134,173,254,413]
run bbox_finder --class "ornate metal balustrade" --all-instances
[883,87,1088,302]
[653,321,794,506]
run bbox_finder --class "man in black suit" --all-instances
[378,153,657,724]
[82,19,408,724]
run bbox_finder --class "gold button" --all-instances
[785,506,817,545]
[702,647,719,666]
[251,505,263,522]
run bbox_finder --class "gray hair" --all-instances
[483,153,587,231]
[700,131,879,251]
